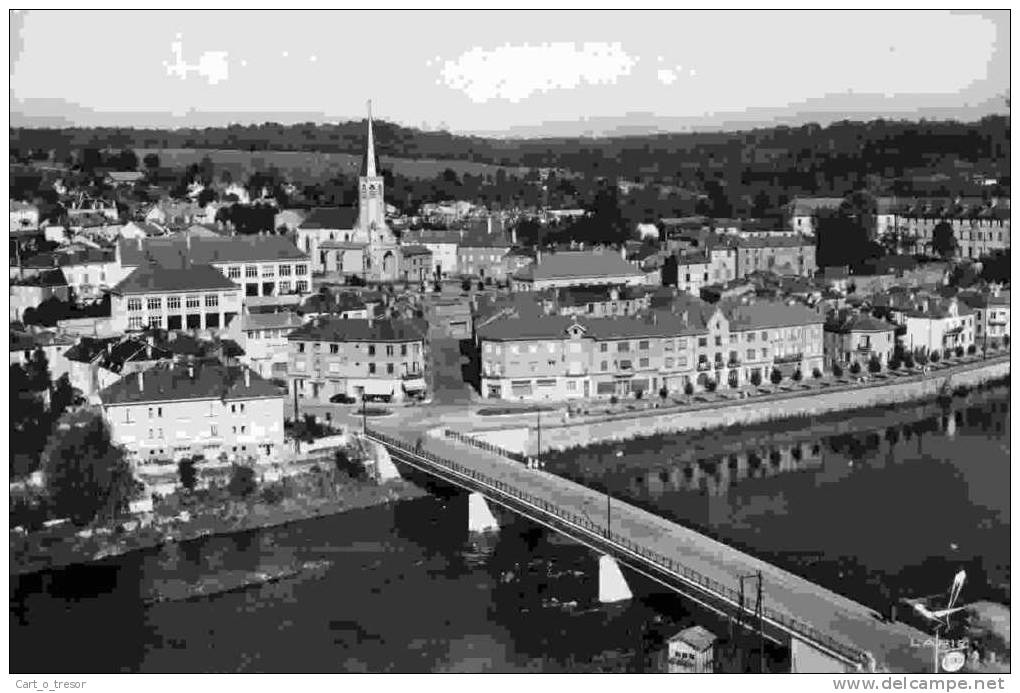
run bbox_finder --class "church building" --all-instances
[296,102,401,283]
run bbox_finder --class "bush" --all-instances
[903,353,915,368]
[930,351,941,362]
[683,382,694,396]
[260,485,284,505]
[967,344,977,355]
[868,356,882,374]
[178,456,199,492]
[461,278,472,292]
[792,369,803,382]
[770,368,782,385]
[750,371,763,386]
[888,356,902,371]
[955,346,964,358]
[832,363,843,377]
[849,362,862,375]
[228,465,257,498]
[812,367,823,379]
[1004,335,1010,347]
[433,281,442,293]
[634,389,643,400]
[705,379,718,392]
[915,351,929,365]
[658,386,668,400]
[609,395,619,405]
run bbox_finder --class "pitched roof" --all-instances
[106,171,145,183]
[790,197,844,216]
[64,336,175,371]
[669,625,717,652]
[299,207,358,230]
[826,314,896,334]
[515,250,643,282]
[12,268,68,287]
[111,263,238,295]
[734,235,815,249]
[400,244,432,256]
[240,310,304,331]
[287,317,427,343]
[119,234,308,267]
[957,290,1011,309]
[477,311,708,342]
[724,301,823,330]
[99,362,283,406]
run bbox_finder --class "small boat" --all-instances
[144,559,333,604]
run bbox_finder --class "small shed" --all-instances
[666,625,717,673]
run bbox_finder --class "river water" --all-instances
[10,387,1008,673]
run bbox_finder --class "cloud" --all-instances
[164,38,229,85]
[439,42,639,103]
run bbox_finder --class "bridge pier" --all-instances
[598,554,633,603]
[468,492,500,534]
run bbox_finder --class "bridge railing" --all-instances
[366,427,868,667]
[442,429,530,464]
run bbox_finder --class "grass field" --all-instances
[135,148,531,183]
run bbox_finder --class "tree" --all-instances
[50,373,76,419]
[868,355,882,373]
[24,347,51,392]
[955,346,964,358]
[42,415,135,525]
[178,456,198,492]
[477,280,485,291]
[661,254,679,287]
[334,449,365,479]
[931,222,957,258]
[461,278,472,292]
[143,153,160,170]
[792,369,803,382]
[658,386,668,400]
[903,353,915,368]
[704,379,717,392]
[750,370,763,386]
[849,361,862,374]
[967,344,977,355]
[812,367,823,379]
[683,381,694,396]
[930,350,941,363]
[832,363,844,377]
[915,351,929,366]
[228,464,257,497]
[770,368,783,385]
[888,355,902,371]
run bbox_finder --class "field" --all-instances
[135,148,531,184]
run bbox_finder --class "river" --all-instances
[10,387,1008,673]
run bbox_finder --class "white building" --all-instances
[903,298,976,356]
[227,310,305,379]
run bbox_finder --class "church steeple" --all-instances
[360,100,380,178]
[358,99,386,234]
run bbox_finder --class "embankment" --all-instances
[467,357,1010,456]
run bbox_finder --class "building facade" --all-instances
[109,264,243,334]
[902,298,976,356]
[733,235,817,278]
[511,249,647,292]
[823,314,897,371]
[286,317,428,407]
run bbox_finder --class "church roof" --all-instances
[300,207,358,230]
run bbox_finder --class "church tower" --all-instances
[358,100,387,235]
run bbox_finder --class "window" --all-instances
[617,342,630,353]
[148,315,162,329]
[639,357,649,368]
[298,343,305,353]
[761,331,769,341]
[698,337,708,348]
[210,424,218,437]
[401,344,407,356]
[205,294,218,308]
[245,265,258,278]
[279,281,291,294]
[638,340,649,350]
[167,296,181,310]
[295,264,308,275]
[369,363,376,374]
[664,340,674,352]
[747,332,755,342]
[761,348,769,358]
[148,407,155,419]
[368,345,376,356]
[186,295,200,309]
[127,298,142,311]
[678,356,688,368]
[600,343,608,353]
[228,266,241,279]
[147,297,161,311]
[279,264,292,277]
[601,360,608,371]
[729,334,738,344]
[678,338,687,350]
[296,280,308,293]
[665,357,674,368]
[330,344,339,354]
[746,349,755,360]
[715,336,723,346]
[262,265,275,277]
[128,316,143,330]
[386,363,394,374]
[328,362,341,373]
[566,380,577,392]
[386,345,394,357]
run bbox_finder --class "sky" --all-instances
[9,10,1010,137]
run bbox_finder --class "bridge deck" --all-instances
[367,425,933,674]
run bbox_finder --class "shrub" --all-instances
[260,485,284,505]
[704,379,718,392]
[770,368,782,385]
[683,382,694,396]
[634,389,643,400]
[792,369,803,382]
[967,344,977,355]
[461,278,471,292]
[930,351,941,362]
[658,386,668,400]
[477,281,485,291]
[177,456,199,492]
[750,371,763,386]
[228,465,257,498]
[812,367,823,379]
[868,356,882,374]
[832,363,844,377]
[903,353,915,368]
[1004,335,1010,347]
[915,351,929,366]
[849,362,862,375]
[955,346,964,358]
[888,356,902,371]
[433,281,442,293]
[610,395,619,405]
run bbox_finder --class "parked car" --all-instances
[329,393,357,404]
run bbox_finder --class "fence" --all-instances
[365,427,869,668]
[442,429,528,464]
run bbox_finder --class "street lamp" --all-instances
[906,570,968,674]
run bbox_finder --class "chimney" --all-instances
[681,310,689,327]
[137,370,144,391]
[620,245,626,260]
[244,368,251,388]
[511,226,517,245]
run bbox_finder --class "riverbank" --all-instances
[465,356,1010,456]
[9,469,427,577]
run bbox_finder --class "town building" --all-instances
[542,285,652,318]
[899,202,1010,259]
[424,297,473,339]
[226,310,305,379]
[10,328,75,381]
[706,244,738,284]
[823,313,898,371]
[902,297,976,356]
[99,362,286,464]
[64,334,176,400]
[286,316,428,407]
[958,287,1010,349]
[733,235,817,278]
[117,234,311,305]
[399,245,433,283]
[9,269,69,321]
[399,228,460,279]
[457,225,511,281]
[10,200,40,232]
[665,626,717,674]
[109,263,243,334]
[788,197,843,235]
[58,247,120,304]
[104,171,146,187]
[511,249,647,292]
[675,252,711,295]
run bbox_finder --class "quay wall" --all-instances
[468,358,1010,456]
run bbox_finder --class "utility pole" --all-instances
[536,408,541,469]
[737,572,765,673]
[362,395,367,434]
